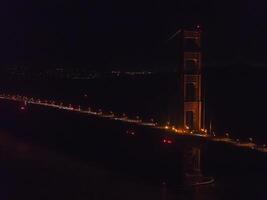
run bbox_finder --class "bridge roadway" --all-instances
[0,94,266,154]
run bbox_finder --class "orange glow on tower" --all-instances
[181,26,204,131]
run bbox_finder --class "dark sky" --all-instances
[0,0,266,68]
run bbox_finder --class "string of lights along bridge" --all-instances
[0,94,267,154]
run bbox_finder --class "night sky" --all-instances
[0,0,266,68]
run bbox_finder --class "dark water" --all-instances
[0,131,217,200]
[0,140,264,200]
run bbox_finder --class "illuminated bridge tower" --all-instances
[182,27,203,131]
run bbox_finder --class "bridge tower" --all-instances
[182,27,203,131]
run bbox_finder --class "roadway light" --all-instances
[164,126,169,130]
[177,129,183,133]
[249,137,253,143]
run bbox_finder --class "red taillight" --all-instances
[163,139,173,144]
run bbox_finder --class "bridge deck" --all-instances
[0,94,265,154]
